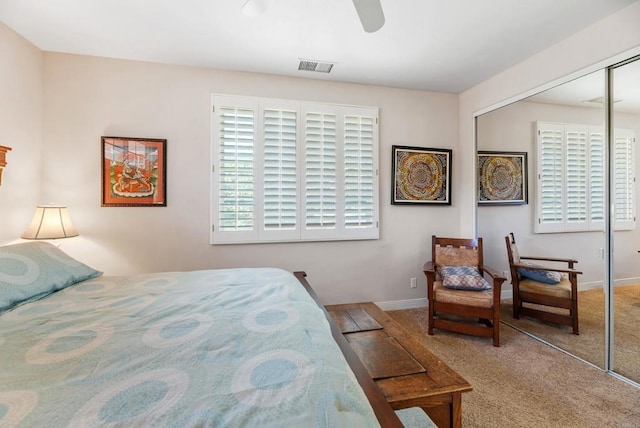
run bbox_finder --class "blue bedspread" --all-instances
[0,268,379,427]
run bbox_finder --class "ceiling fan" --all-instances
[242,0,385,33]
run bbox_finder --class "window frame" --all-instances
[211,95,379,245]
[535,121,635,234]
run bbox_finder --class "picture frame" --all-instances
[477,151,527,205]
[391,145,452,205]
[101,136,167,207]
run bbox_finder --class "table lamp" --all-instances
[22,205,79,239]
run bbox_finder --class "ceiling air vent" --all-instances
[298,60,334,74]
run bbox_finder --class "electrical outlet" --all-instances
[410,278,417,288]
[502,270,509,278]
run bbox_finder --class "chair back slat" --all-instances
[506,232,521,264]
[435,245,479,267]
[432,236,481,267]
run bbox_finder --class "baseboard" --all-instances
[577,277,640,291]
[377,278,640,311]
[501,289,513,300]
[375,298,427,311]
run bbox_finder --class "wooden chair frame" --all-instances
[505,232,581,334]
[424,236,506,347]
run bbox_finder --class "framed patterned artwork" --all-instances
[101,136,167,207]
[391,145,452,205]
[477,151,527,205]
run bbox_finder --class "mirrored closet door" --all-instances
[477,55,640,385]
[611,58,640,384]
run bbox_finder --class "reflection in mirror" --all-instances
[612,58,640,384]
[476,70,607,369]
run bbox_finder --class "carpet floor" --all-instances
[500,284,640,381]
[387,307,640,427]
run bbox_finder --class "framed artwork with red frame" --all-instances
[101,136,167,207]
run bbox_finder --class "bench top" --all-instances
[326,302,472,427]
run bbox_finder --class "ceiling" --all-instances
[527,59,640,114]
[0,0,636,93]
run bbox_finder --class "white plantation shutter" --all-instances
[262,106,298,239]
[589,129,605,227]
[344,112,375,230]
[212,96,258,243]
[614,129,635,230]
[537,123,564,232]
[565,126,588,228]
[212,95,378,244]
[303,108,337,234]
[536,121,635,234]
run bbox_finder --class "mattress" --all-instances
[0,265,379,427]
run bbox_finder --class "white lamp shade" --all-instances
[22,206,79,239]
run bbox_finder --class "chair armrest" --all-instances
[480,265,505,303]
[513,262,583,275]
[423,261,435,273]
[520,255,578,265]
[480,265,507,282]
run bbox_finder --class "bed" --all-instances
[0,241,402,427]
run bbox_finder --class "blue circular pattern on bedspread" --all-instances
[0,253,39,285]
[69,368,189,426]
[143,314,213,348]
[255,309,288,326]
[99,380,169,423]
[26,323,114,365]
[250,358,298,390]
[47,329,98,354]
[232,349,313,407]
[243,306,300,333]
[134,275,179,290]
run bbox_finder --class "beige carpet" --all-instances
[500,285,640,381]
[387,308,640,428]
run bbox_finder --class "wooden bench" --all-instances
[326,302,472,428]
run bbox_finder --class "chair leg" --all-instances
[493,308,500,347]
[428,305,435,336]
[572,301,579,335]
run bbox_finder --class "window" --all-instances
[535,121,635,233]
[211,95,379,244]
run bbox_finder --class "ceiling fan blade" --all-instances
[242,0,274,17]
[352,0,385,33]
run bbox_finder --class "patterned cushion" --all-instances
[439,266,491,291]
[517,261,562,284]
[0,241,102,312]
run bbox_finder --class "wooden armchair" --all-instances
[505,232,581,334]
[423,235,506,347]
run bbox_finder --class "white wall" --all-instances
[40,53,460,304]
[477,99,640,289]
[0,22,42,243]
